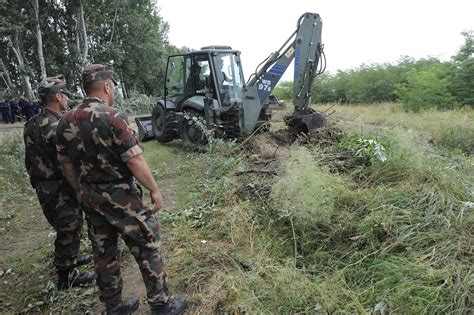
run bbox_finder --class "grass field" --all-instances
[319,102,474,154]
[0,103,472,313]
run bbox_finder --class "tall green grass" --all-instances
[319,102,474,154]
[0,137,36,226]
[263,128,473,313]
[154,120,472,313]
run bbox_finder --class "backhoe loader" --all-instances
[137,12,326,145]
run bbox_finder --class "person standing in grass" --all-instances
[56,64,187,315]
[23,75,95,290]
[0,96,10,123]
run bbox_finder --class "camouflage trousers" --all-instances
[80,177,169,306]
[35,179,83,270]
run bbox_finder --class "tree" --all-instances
[0,0,179,98]
[448,31,474,106]
[272,81,293,100]
[0,0,35,98]
[33,0,46,80]
[395,64,456,112]
[312,73,339,103]
[0,58,14,93]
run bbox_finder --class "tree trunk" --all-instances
[109,7,118,45]
[8,33,34,99]
[78,0,88,69]
[0,58,14,91]
[33,0,47,80]
[121,80,128,99]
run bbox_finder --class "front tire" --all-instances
[178,110,208,149]
[151,103,177,143]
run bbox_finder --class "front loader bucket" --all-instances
[135,116,154,142]
[285,109,326,134]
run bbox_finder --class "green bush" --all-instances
[272,81,293,101]
[340,135,388,165]
[396,67,457,112]
[114,92,157,116]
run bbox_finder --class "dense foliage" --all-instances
[273,31,474,111]
[0,0,187,98]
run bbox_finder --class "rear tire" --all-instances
[151,103,177,143]
[178,110,208,149]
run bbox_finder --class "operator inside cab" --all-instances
[185,58,212,96]
[165,48,244,109]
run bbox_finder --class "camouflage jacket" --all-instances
[24,107,63,187]
[56,96,143,183]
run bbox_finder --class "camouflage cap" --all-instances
[82,64,117,86]
[38,74,71,97]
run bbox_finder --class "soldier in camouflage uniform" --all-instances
[23,75,95,290]
[56,64,187,315]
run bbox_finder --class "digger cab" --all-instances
[164,46,245,112]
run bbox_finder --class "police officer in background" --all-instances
[19,95,35,121]
[56,64,187,315]
[24,75,95,290]
[9,97,19,123]
[0,96,10,123]
[31,98,40,115]
[19,95,29,121]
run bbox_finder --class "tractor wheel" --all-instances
[151,103,177,143]
[178,110,208,149]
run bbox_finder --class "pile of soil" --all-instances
[242,126,344,160]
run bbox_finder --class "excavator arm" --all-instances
[241,12,326,135]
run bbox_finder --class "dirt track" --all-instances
[0,121,24,141]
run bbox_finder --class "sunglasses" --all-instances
[98,64,118,86]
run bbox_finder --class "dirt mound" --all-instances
[242,130,294,160]
[242,127,343,160]
[295,126,344,146]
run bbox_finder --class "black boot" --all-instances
[73,254,93,267]
[57,269,96,290]
[106,297,140,315]
[150,297,188,315]
[57,269,70,290]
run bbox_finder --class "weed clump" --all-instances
[434,121,474,155]
[271,147,345,227]
[255,128,473,313]
[0,137,32,223]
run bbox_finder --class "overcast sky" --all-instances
[156,0,473,81]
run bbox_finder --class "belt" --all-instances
[82,176,134,185]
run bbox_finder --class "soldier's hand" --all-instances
[150,190,163,212]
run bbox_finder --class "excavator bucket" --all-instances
[135,116,154,142]
[285,109,326,134]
